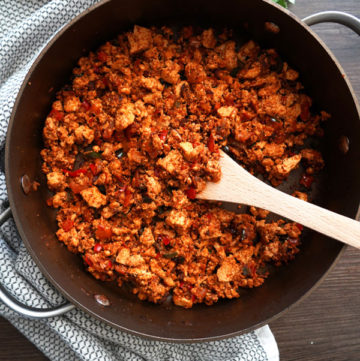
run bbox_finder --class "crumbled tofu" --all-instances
[166,209,191,234]
[234,248,254,265]
[74,125,95,145]
[185,62,206,83]
[171,190,190,209]
[145,175,161,198]
[217,258,240,282]
[217,106,237,118]
[127,254,145,267]
[115,103,135,130]
[46,171,66,191]
[179,142,197,161]
[275,154,302,177]
[157,150,183,175]
[52,191,68,208]
[127,25,153,54]
[127,148,145,164]
[201,29,217,49]
[292,191,308,202]
[140,76,164,92]
[173,293,193,308]
[161,60,181,84]
[116,248,130,264]
[80,186,107,208]
[140,227,155,246]
[64,96,81,113]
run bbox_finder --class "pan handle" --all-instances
[302,11,360,35]
[0,207,75,318]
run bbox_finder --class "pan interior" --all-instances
[6,0,358,341]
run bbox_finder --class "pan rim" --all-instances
[4,0,357,342]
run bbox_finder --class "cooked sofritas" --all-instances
[41,25,327,307]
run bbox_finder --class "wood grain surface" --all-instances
[1,0,360,360]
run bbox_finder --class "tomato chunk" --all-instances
[94,243,103,253]
[61,219,73,232]
[96,224,113,240]
[185,187,196,200]
[49,109,64,121]
[207,133,215,152]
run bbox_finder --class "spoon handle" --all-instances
[198,152,360,249]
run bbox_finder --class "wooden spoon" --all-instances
[197,151,360,249]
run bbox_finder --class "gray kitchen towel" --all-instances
[0,1,279,360]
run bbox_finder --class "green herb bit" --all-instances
[272,0,295,8]
[163,252,178,259]
[84,151,102,159]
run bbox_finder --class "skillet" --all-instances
[1,0,360,342]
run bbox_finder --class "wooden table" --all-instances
[1,0,360,360]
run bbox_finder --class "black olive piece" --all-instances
[143,196,152,204]
[157,205,171,214]
[278,234,288,243]
[97,185,106,195]
[179,70,186,80]
[174,256,185,264]
[230,65,243,77]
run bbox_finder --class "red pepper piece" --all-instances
[191,294,196,302]
[159,130,168,142]
[90,103,100,114]
[296,223,304,231]
[61,219,74,232]
[87,117,95,126]
[123,187,132,207]
[97,51,108,62]
[49,109,64,121]
[81,100,91,111]
[155,253,160,259]
[207,133,215,152]
[96,224,113,240]
[162,235,170,246]
[300,174,314,188]
[106,260,113,269]
[84,255,93,267]
[94,243,103,253]
[185,187,196,200]
[89,163,98,176]
[249,263,257,277]
[63,168,87,177]
[206,213,212,221]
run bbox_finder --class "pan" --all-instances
[1,0,360,342]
